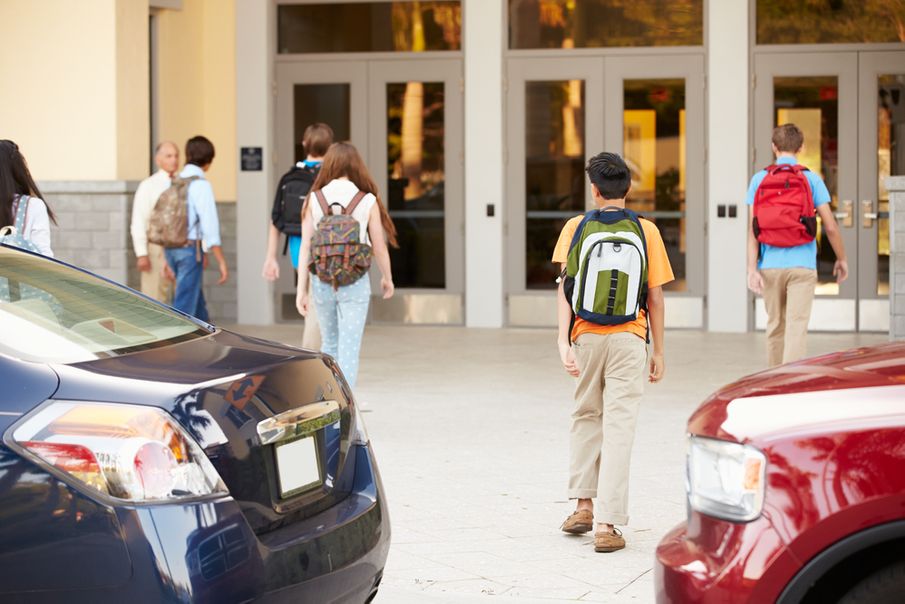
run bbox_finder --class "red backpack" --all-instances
[752,164,817,248]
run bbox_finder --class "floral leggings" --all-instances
[311,275,370,388]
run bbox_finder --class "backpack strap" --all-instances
[343,191,368,216]
[13,195,29,232]
[313,190,330,216]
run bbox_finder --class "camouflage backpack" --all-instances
[147,175,199,248]
[308,189,372,289]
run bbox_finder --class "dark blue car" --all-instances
[0,244,389,603]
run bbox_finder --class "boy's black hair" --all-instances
[586,151,631,200]
[186,135,216,167]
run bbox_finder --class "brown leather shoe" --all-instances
[594,527,625,552]
[560,509,593,534]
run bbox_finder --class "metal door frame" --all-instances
[753,52,859,331]
[858,51,905,332]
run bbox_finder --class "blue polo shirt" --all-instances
[745,156,831,270]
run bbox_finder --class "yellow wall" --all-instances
[156,0,237,200]
[0,0,147,180]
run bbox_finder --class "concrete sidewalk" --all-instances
[231,325,886,603]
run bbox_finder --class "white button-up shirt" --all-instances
[130,169,172,257]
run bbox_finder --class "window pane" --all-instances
[525,80,585,290]
[278,2,461,53]
[624,79,687,292]
[0,249,207,364]
[774,77,840,295]
[509,0,703,49]
[293,84,350,163]
[878,74,904,296]
[387,82,446,288]
[757,1,905,45]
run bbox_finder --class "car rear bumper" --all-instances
[655,515,796,604]
[5,444,388,604]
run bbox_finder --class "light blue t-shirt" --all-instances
[287,159,322,270]
[745,155,831,270]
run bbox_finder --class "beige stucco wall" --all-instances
[0,0,149,181]
[156,0,237,200]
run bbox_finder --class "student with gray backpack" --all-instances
[0,140,54,257]
[552,152,673,553]
[295,142,397,388]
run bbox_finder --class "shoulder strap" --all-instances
[14,195,29,231]
[343,191,368,216]
[313,190,330,216]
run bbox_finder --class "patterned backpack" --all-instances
[0,195,42,254]
[147,175,199,248]
[308,189,372,289]
[562,207,649,341]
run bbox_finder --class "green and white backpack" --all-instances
[562,207,649,340]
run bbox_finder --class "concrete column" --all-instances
[235,0,275,325]
[463,0,505,327]
[888,176,905,340]
[706,0,750,332]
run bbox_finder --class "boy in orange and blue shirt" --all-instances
[552,152,673,552]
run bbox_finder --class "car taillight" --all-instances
[9,401,227,502]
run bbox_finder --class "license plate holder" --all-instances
[274,436,322,498]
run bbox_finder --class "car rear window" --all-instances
[0,247,210,363]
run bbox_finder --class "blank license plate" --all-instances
[275,436,322,497]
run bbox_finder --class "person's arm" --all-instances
[27,198,54,258]
[647,285,665,383]
[557,265,579,377]
[262,223,282,281]
[367,203,394,299]
[816,203,849,283]
[193,181,227,284]
[295,205,315,316]
[130,183,151,271]
[747,207,764,295]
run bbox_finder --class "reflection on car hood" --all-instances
[689,343,905,443]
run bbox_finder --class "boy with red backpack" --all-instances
[746,123,848,366]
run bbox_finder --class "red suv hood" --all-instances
[688,342,905,443]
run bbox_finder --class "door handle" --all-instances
[861,199,878,228]
[835,200,853,228]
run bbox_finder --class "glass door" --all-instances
[506,57,604,326]
[604,55,706,327]
[367,59,464,323]
[274,61,367,320]
[753,52,859,331]
[858,51,905,332]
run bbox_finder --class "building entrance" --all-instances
[505,54,706,328]
[753,51,905,332]
[274,58,464,324]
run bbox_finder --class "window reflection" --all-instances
[278,2,461,54]
[878,75,904,296]
[757,0,905,45]
[774,77,839,295]
[293,84,350,163]
[509,0,703,49]
[387,81,446,289]
[623,79,687,291]
[525,80,585,290]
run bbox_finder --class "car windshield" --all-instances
[0,246,210,364]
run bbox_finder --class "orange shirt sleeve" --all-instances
[551,216,584,264]
[641,219,675,289]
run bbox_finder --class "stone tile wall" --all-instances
[40,180,238,324]
[890,177,905,341]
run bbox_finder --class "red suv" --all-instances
[656,343,905,604]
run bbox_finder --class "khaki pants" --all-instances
[761,268,817,367]
[569,331,647,526]
[302,291,321,350]
[140,242,172,304]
